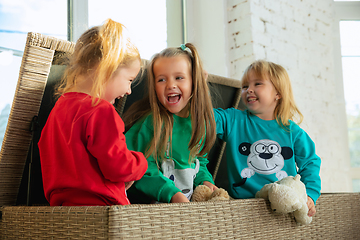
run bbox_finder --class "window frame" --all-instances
[333,1,360,183]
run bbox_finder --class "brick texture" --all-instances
[226,0,351,192]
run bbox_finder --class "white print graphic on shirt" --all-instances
[161,159,200,200]
[239,139,293,181]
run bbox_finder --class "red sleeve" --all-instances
[86,103,147,183]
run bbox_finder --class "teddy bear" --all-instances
[255,174,312,225]
[191,185,230,202]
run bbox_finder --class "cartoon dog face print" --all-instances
[239,139,293,180]
[161,159,200,200]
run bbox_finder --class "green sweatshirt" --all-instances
[125,113,214,203]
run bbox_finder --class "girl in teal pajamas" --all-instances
[214,60,321,217]
[125,44,217,203]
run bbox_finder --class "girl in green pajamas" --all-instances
[124,43,217,203]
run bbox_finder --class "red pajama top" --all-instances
[38,92,147,206]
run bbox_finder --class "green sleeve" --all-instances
[125,115,181,203]
[194,156,215,186]
[134,156,181,203]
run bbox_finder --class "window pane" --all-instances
[340,21,360,56]
[352,179,360,192]
[0,0,67,149]
[344,57,360,167]
[88,0,167,60]
[340,21,360,168]
[342,57,360,114]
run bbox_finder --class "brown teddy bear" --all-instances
[191,185,230,202]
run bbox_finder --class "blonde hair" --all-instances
[56,19,140,105]
[124,43,216,165]
[241,60,303,128]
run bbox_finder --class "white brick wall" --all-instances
[226,0,352,192]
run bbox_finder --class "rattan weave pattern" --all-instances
[1,206,109,239]
[0,33,74,206]
[107,194,360,239]
[2,193,358,239]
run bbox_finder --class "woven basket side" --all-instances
[309,193,360,238]
[207,74,241,88]
[27,32,75,52]
[0,32,74,206]
[108,193,360,240]
[1,193,359,239]
[108,199,297,239]
[114,95,127,117]
[1,206,109,239]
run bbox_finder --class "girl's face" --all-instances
[103,59,140,104]
[153,56,193,118]
[241,70,280,120]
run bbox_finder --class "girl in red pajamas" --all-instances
[38,19,147,206]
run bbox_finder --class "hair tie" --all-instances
[180,44,187,51]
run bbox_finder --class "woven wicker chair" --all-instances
[0,33,359,239]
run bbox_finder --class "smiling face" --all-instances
[153,56,193,118]
[103,59,140,104]
[241,70,281,120]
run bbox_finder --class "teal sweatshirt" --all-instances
[125,113,214,203]
[214,108,321,203]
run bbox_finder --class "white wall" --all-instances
[189,0,352,192]
[185,0,229,77]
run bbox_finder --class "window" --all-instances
[340,21,360,168]
[0,0,67,149]
[334,0,360,191]
[88,0,168,60]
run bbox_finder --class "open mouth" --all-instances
[167,94,181,104]
[111,96,123,104]
[247,97,258,103]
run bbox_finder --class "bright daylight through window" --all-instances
[0,0,167,149]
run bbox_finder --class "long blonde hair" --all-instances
[125,43,216,164]
[241,60,303,128]
[56,19,140,105]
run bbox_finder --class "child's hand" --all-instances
[125,181,134,190]
[307,196,316,217]
[171,192,190,203]
[203,181,218,192]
